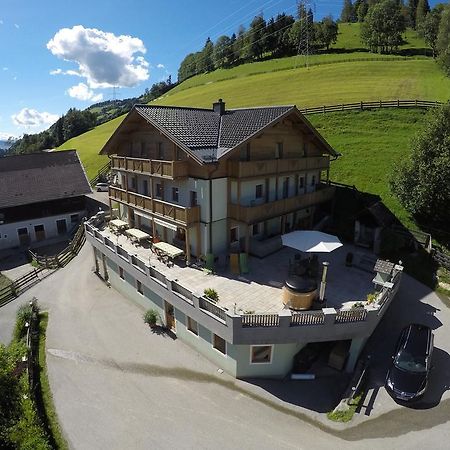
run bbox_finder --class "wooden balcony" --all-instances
[111,156,189,179]
[228,185,335,224]
[109,186,200,226]
[228,156,330,179]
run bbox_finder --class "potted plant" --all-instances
[143,309,159,328]
[204,288,219,303]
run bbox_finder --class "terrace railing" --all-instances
[241,313,280,328]
[290,310,325,326]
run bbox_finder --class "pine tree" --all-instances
[341,0,356,22]
[415,0,431,32]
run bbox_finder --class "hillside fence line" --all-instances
[0,223,86,307]
[300,99,442,115]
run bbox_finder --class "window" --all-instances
[56,219,67,235]
[255,184,263,199]
[251,345,273,364]
[119,267,124,280]
[143,180,149,196]
[130,176,137,191]
[275,142,283,159]
[299,176,304,189]
[187,317,198,336]
[156,183,163,198]
[158,142,164,159]
[70,214,78,223]
[282,177,289,199]
[311,175,316,186]
[252,223,260,236]
[137,280,143,295]
[172,187,179,202]
[230,227,239,243]
[34,224,45,241]
[213,334,226,355]
[190,191,197,207]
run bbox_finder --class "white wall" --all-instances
[0,210,84,250]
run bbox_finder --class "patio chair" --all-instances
[230,253,240,275]
[239,253,249,274]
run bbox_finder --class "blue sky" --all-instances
[0,0,439,139]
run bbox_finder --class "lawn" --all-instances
[154,59,448,110]
[309,108,428,230]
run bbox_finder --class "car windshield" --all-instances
[394,351,427,373]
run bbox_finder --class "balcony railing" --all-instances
[111,156,189,179]
[228,156,329,178]
[109,186,200,226]
[228,185,335,224]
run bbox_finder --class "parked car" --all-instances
[385,323,434,402]
[95,182,109,192]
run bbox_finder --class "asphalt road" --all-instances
[1,244,449,449]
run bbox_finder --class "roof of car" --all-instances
[401,324,432,355]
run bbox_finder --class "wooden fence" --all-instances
[300,99,442,116]
[29,224,86,270]
[0,224,85,307]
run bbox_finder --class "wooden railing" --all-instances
[335,308,368,324]
[228,185,335,224]
[241,313,280,328]
[290,311,325,326]
[111,156,188,179]
[199,297,227,322]
[228,156,329,178]
[109,186,200,226]
[28,223,86,270]
[300,100,442,115]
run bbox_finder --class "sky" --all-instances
[0,0,440,139]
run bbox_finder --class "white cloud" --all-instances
[2,67,8,71]
[0,20,3,25]
[156,63,165,69]
[50,68,81,76]
[67,82,103,102]
[0,131,16,140]
[14,23,19,29]
[11,108,58,127]
[47,25,149,89]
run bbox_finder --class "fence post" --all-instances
[322,105,325,114]
[397,99,400,107]
[360,101,363,111]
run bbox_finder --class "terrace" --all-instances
[89,220,379,315]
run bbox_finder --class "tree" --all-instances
[390,103,450,228]
[437,4,450,75]
[315,16,339,50]
[341,0,356,22]
[361,0,406,53]
[196,38,214,73]
[421,7,443,57]
[178,52,200,82]
[355,0,369,22]
[213,35,233,69]
[415,0,431,32]
[407,0,419,28]
[247,15,267,60]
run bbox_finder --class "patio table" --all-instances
[109,219,129,231]
[153,241,184,259]
[126,228,151,243]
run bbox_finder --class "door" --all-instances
[34,224,46,241]
[165,302,176,331]
[17,227,30,246]
[56,219,67,235]
[143,179,149,197]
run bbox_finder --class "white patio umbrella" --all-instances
[281,230,343,253]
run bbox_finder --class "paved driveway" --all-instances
[1,244,450,449]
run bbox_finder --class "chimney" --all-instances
[213,99,225,115]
